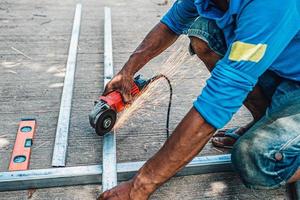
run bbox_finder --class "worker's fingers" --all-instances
[122,92,133,104]
[97,193,104,200]
[102,72,134,104]
[121,85,133,104]
[97,190,120,200]
[103,82,114,96]
[103,83,133,104]
[115,88,131,104]
[97,191,110,200]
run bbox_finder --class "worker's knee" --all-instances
[189,36,221,71]
[189,36,213,58]
[231,136,286,189]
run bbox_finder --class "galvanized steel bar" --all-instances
[102,7,117,191]
[0,154,232,191]
[104,7,114,86]
[0,165,102,191]
[52,4,82,167]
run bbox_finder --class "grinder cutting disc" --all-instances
[89,100,117,136]
[94,108,117,136]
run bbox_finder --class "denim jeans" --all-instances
[186,16,300,189]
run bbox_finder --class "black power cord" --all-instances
[147,74,173,139]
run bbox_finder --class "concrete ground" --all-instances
[0,0,291,199]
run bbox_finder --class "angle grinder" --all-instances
[89,75,151,136]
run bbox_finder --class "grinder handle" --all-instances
[100,81,141,113]
[130,82,140,97]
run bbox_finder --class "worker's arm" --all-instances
[103,0,198,102]
[132,108,215,197]
[119,0,198,77]
[98,107,215,200]
[103,23,178,102]
[119,23,178,77]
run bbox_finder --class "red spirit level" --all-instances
[8,118,37,171]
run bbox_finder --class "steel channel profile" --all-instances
[102,7,117,191]
[0,154,232,191]
[52,4,82,167]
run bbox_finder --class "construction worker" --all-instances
[99,0,300,199]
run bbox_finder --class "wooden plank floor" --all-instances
[0,0,290,199]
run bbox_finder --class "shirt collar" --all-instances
[195,0,225,20]
[195,0,242,29]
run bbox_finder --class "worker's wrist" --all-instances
[122,50,149,77]
[120,65,136,77]
[131,174,157,197]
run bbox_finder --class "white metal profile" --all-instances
[52,4,82,167]
[102,7,118,191]
[0,154,232,191]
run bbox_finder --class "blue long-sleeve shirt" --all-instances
[161,0,300,129]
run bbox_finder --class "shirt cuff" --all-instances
[193,60,258,129]
[193,98,227,129]
[160,18,182,35]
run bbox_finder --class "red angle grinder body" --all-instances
[100,83,140,113]
[89,75,150,136]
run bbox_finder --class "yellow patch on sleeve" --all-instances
[229,41,267,62]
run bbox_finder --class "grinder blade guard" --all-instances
[89,75,149,136]
[89,101,117,136]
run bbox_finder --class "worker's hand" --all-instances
[97,180,149,200]
[103,71,133,103]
